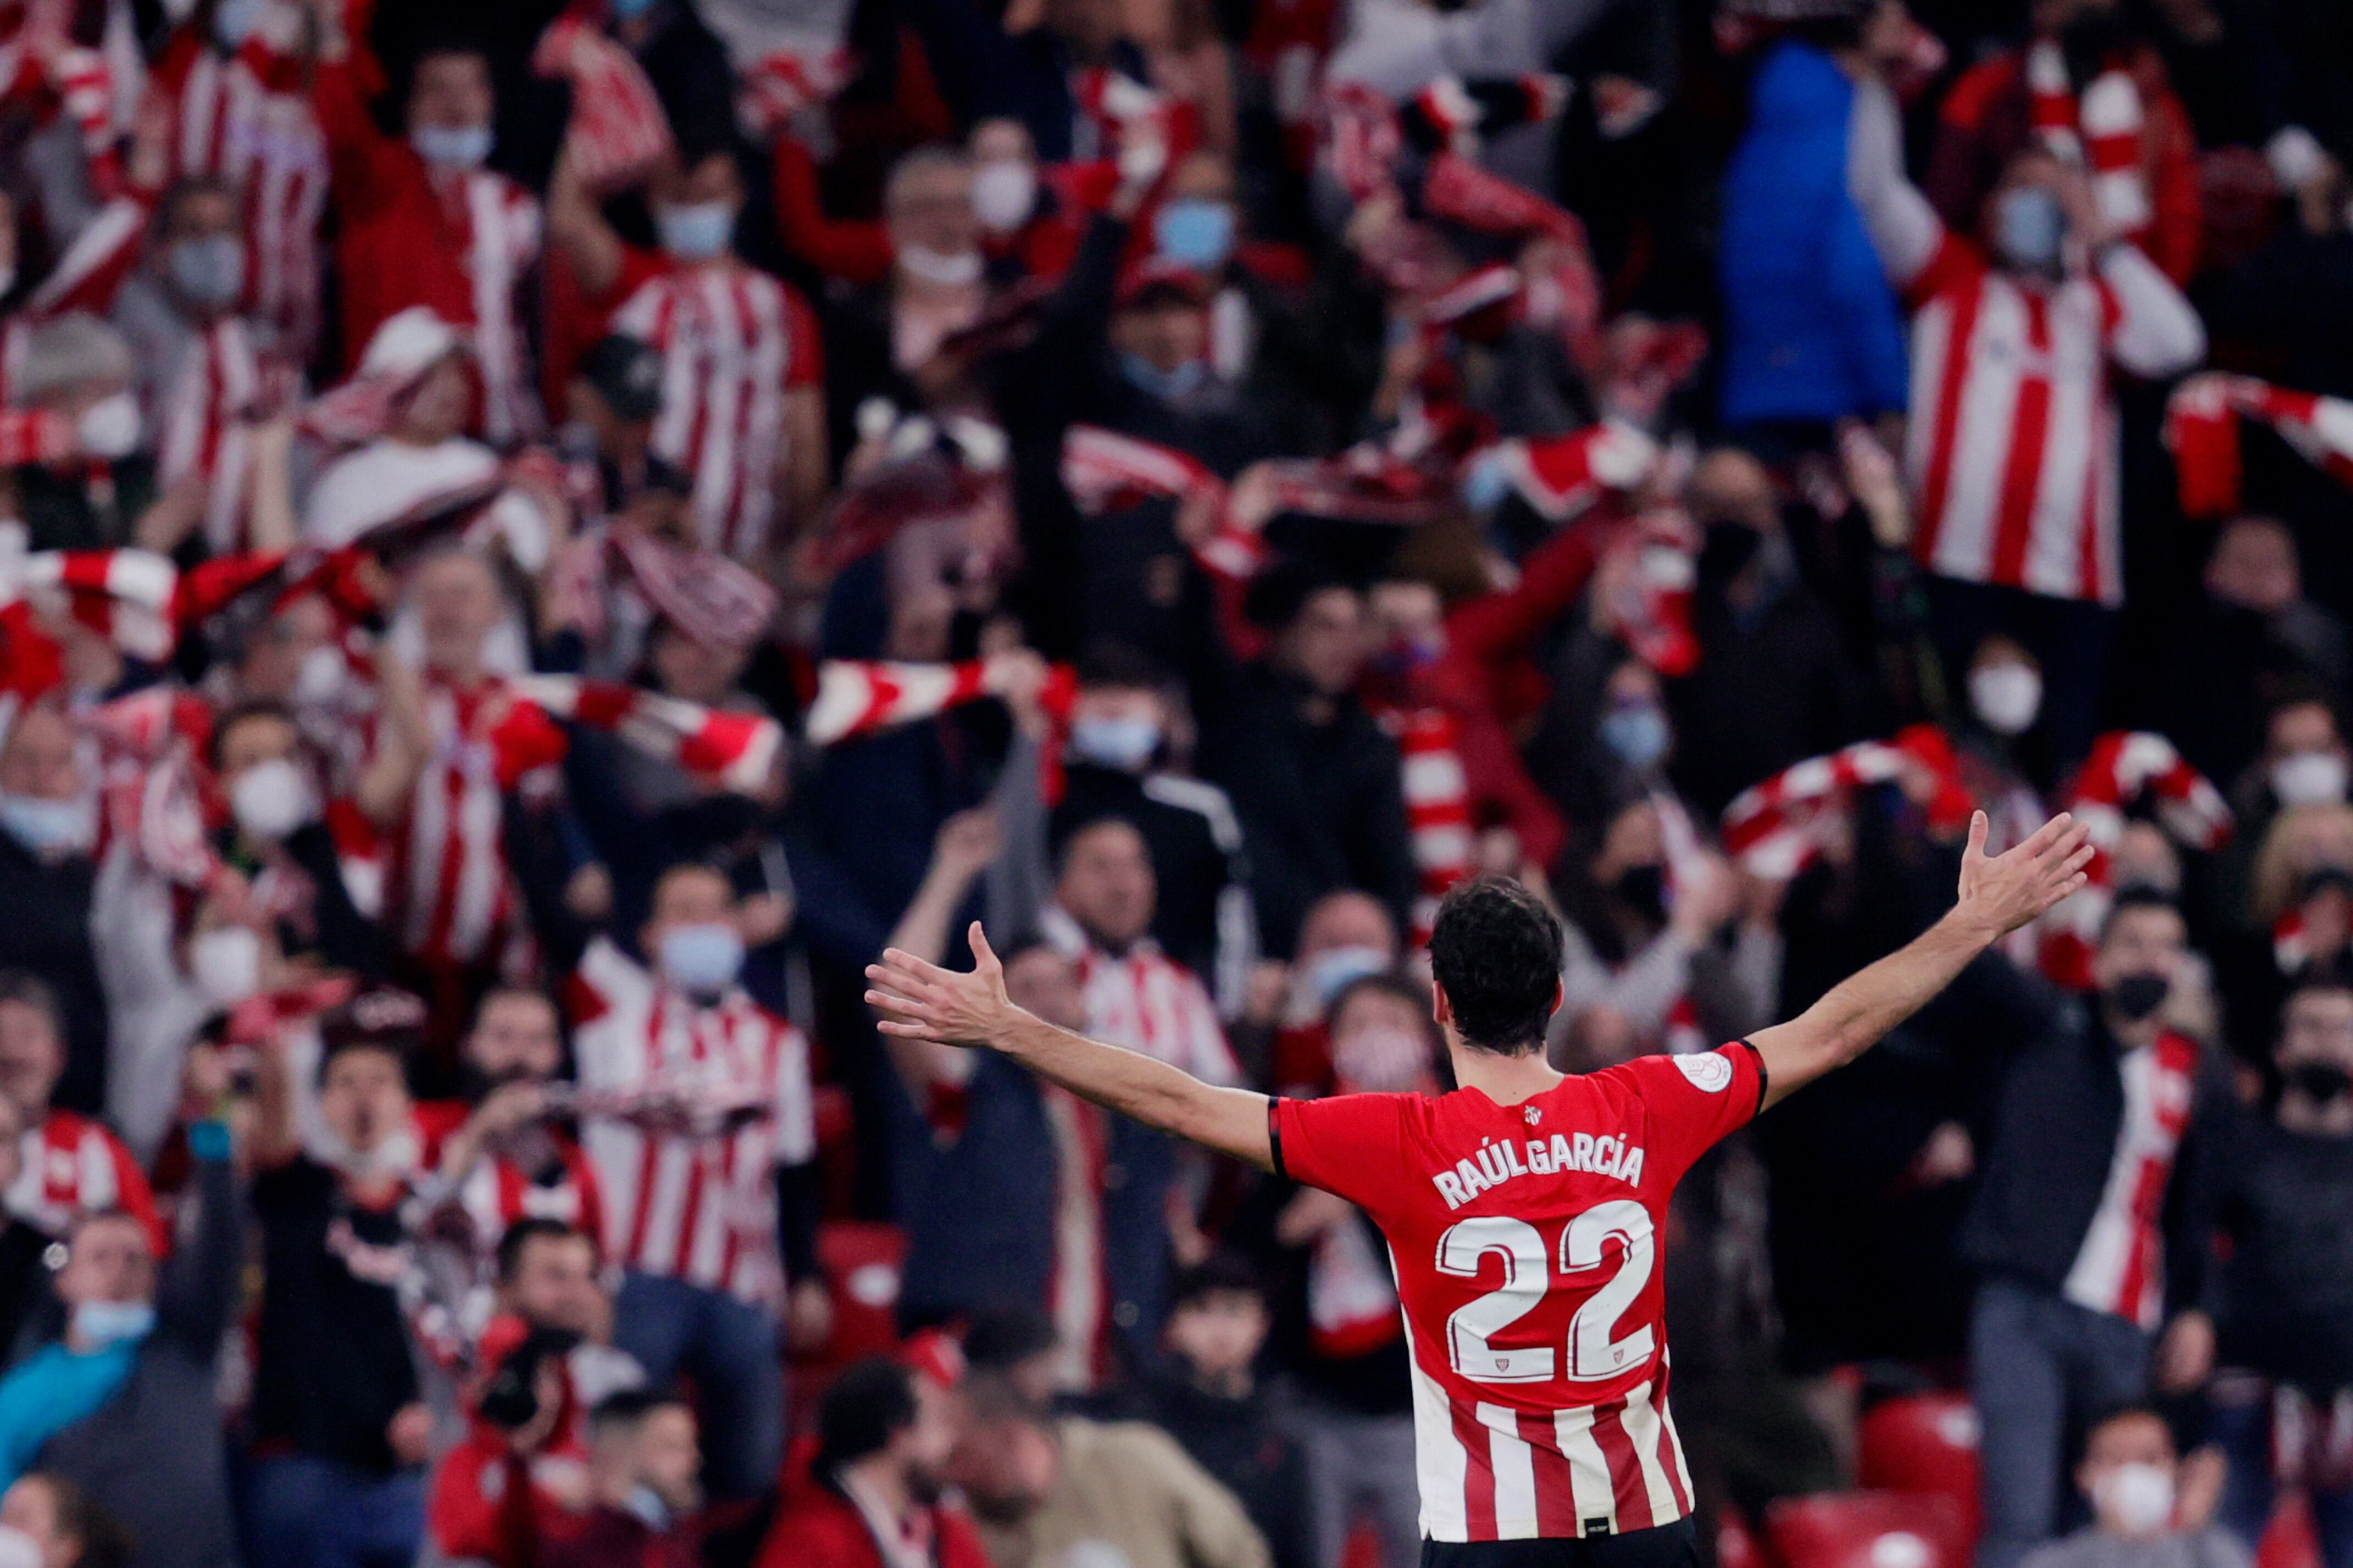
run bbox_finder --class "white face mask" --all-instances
[2274,749,2350,808]
[75,390,143,460]
[1333,1025,1429,1092]
[2096,1461,2175,1537]
[188,925,263,1007]
[307,1122,421,1182]
[293,644,348,706]
[971,161,1037,235]
[230,757,314,841]
[897,244,984,287]
[1969,662,2043,737]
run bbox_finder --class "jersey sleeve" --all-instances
[1269,1091,1416,1212]
[1611,1042,1767,1191]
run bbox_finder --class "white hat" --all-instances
[357,307,467,382]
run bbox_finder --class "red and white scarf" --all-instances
[1368,703,1473,946]
[2038,730,2231,989]
[1059,425,1267,579]
[5,549,180,663]
[1720,725,1974,880]
[2025,42,2150,240]
[532,14,673,191]
[504,676,783,794]
[2166,373,2353,518]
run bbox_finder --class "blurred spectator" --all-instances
[2018,1404,2244,1568]
[2208,974,2353,1568]
[541,1390,704,1568]
[0,1114,240,1568]
[208,702,384,980]
[2172,518,2350,787]
[1668,448,1869,815]
[310,24,543,443]
[0,706,110,1114]
[886,810,1181,1386]
[244,992,433,1568]
[569,863,822,1498]
[0,976,160,1248]
[1923,0,2204,285]
[757,1356,990,1568]
[0,1099,49,1358]
[1199,565,1417,953]
[1851,77,2206,765]
[546,135,827,565]
[10,318,154,553]
[1961,892,2232,1568]
[1716,1,1911,437]
[1133,1255,1312,1568]
[946,1372,1271,1568]
[1050,641,1256,1003]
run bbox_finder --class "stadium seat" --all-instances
[2258,1494,2321,1568]
[811,1083,858,1216]
[1857,1393,1983,1543]
[805,1220,908,1365]
[1764,1491,1971,1568]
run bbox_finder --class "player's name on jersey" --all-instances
[1431,1131,1646,1210]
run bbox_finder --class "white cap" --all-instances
[358,307,466,382]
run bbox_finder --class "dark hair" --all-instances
[1242,557,1353,633]
[962,1303,1058,1373]
[207,699,298,772]
[1326,971,1429,1032]
[2077,1401,2174,1466]
[1427,876,1563,1054]
[590,1386,689,1438]
[814,1357,919,1475]
[1167,1251,1265,1314]
[20,1472,133,1568]
[1074,641,1170,693]
[156,174,237,236]
[495,1217,590,1284]
[0,971,63,1037]
[2097,885,2183,946]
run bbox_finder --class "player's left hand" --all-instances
[867,922,1017,1049]
[1956,810,2094,938]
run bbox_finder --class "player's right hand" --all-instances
[865,922,1014,1049]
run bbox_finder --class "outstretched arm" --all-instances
[1749,810,2093,1109]
[867,925,1275,1170]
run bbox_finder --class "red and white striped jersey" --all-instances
[415,1099,607,1260]
[154,316,264,554]
[1900,236,2200,607]
[567,937,815,1307]
[457,172,546,449]
[371,677,524,970]
[1040,907,1240,1086]
[8,1110,165,1252]
[1372,702,1475,946]
[1270,1043,1767,1540]
[607,257,822,560]
[2061,1031,2197,1331]
[148,34,328,348]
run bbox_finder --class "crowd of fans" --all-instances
[0,0,2351,1564]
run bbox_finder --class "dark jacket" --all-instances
[2212,1107,2353,1391]
[1054,763,1253,994]
[1194,664,1417,957]
[36,1143,242,1568]
[888,1052,1174,1369]
[1129,1370,1313,1568]
[1960,1004,2230,1321]
[0,831,107,1114]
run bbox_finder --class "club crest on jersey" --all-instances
[1430,1131,1646,1209]
[1523,1106,1542,1126]
[1674,1052,1734,1092]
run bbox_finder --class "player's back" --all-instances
[1268,1040,1767,1542]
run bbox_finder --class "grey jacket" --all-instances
[36,1147,244,1568]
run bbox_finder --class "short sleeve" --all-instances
[1270,1092,1415,1211]
[1607,1043,1766,1191]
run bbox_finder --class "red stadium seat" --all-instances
[804,1220,907,1365]
[1764,1492,1971,1568]
[1721,1506,1762,1568]
[1858,1394,1983,1544]
[2258,1494,2321,1568]
[811,1083,858,1216]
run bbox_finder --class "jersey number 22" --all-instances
[1434,1202,1655,1384]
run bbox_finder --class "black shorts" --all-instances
[1421,1517,1701,1568]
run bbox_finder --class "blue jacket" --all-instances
[1717,41,1910,429]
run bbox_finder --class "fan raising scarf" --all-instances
[2036,730,2230,989]
[2025,42,2151,241]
